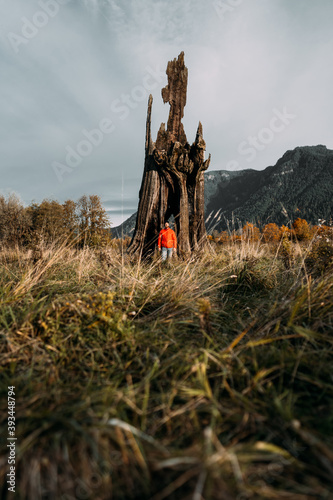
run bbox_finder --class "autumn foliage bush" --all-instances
[292,217,312,240]
[209,217,333,246]
[262,222,281,242]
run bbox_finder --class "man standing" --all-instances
[158,222,177,260]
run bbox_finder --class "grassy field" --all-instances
[0,237,332,499]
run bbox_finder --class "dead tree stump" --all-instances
[128,52,211,258]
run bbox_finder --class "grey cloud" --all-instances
[1,0,333,225]
[104,199,139,210]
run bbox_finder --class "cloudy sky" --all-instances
[1,0,333,226]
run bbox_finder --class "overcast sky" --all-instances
[1,0,333,225]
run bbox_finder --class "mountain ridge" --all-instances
[206,144,333,232]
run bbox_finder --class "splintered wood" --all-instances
[128,52,211,258]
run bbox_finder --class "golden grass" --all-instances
[0,237,332,499]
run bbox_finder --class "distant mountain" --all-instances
[206,145,333,232]
[112,212,137,238]
[112,145,333,237]
[203,170,249,210]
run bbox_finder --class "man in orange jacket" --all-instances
[158,221,177,260]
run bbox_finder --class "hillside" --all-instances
[206,145,333,232]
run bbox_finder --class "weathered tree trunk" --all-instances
[128,52,211,258]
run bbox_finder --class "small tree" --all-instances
[242,222,260,242]
[262,223,281,243]
[292,218,311,241]
[280,225,291,238]
[0,194,31,246]
[63,200,78,241]
[27,199,65,243]
[77,195,111,247]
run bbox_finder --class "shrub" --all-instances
[292,218,311,241]
[305,240,333,277]
[262,223,281,243]
[242,222,260,242]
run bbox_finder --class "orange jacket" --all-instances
[158,228,177,249]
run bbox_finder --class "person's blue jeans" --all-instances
[161,247,174,261]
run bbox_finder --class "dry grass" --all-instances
[0,237,332,499]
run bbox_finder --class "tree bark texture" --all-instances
[128,52,211,258]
